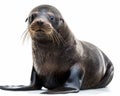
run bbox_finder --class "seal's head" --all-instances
[25,5,67,45]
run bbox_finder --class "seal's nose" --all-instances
[37,20,44,26]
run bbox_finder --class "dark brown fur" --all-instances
[0,5,114,94]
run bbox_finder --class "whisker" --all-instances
[50,32,57,44]
[53,28,65,45]
[21,26,30,44]
[21,29,28,44]
[52,33,60,45]
[49,33,55,44]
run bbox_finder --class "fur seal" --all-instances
[0,5,114,94]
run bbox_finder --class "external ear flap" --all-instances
[59,18,64,26]
[25,18,28,22]
[60,18,64,23]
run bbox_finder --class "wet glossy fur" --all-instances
[0,5,114,94]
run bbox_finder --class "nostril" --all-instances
[37,21,44,26]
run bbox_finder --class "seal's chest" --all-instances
[39,59,64,75]
[38,61,70,89]
[40,66,70,89]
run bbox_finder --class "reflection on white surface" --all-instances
[0,87,116,96]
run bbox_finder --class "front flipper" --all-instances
[42,64,84,94]
[0,67,42,91]
[0,85,36,91]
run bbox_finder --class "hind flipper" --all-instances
[96,53,114,88]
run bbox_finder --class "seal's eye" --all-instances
[49,15,55,21]
[29,14,37,24]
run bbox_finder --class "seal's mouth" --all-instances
[36,29,44,33]
[29,20,53,35]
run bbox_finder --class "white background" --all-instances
[0,0,120,96]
